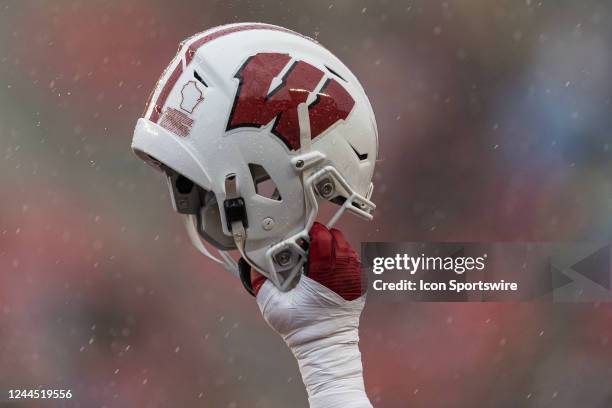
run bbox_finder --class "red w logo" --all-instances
[227,53,355,150]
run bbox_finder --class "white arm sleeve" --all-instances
[256,275,373,408]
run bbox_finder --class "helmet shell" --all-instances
[132,23,378,273]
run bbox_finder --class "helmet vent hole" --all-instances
[248,164,282,201]
[175,175,195,194]
[325,65,347,82]
[193,70,208,87]
[349,144,368,161]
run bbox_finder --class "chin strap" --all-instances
[223,174,256,279]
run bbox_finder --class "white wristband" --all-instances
[257,275,373,408]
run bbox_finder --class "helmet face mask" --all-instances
[132,23,378,291]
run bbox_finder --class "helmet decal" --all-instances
[148,63,183,123]
[227,52,355,150]
[147,24,320,125]
[179,80,205,114]
[159,107,194,138]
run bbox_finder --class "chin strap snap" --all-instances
[223,173,263,283]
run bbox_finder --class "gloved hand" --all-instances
[251,222,373,408]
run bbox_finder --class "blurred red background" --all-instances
[1,1,612,407]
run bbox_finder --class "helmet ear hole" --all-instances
[164,170,202,215]
[176,175,194,194]
[248,163,282,201]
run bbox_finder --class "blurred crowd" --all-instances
[1,1,611,407]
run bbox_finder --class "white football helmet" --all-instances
[132,23,378,291]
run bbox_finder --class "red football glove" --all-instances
[251,222,363,299]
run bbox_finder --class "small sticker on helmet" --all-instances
[160,107,194,138]
[180,80,204,114]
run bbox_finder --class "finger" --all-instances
[308,222,334,273]
[329,228,364,300]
